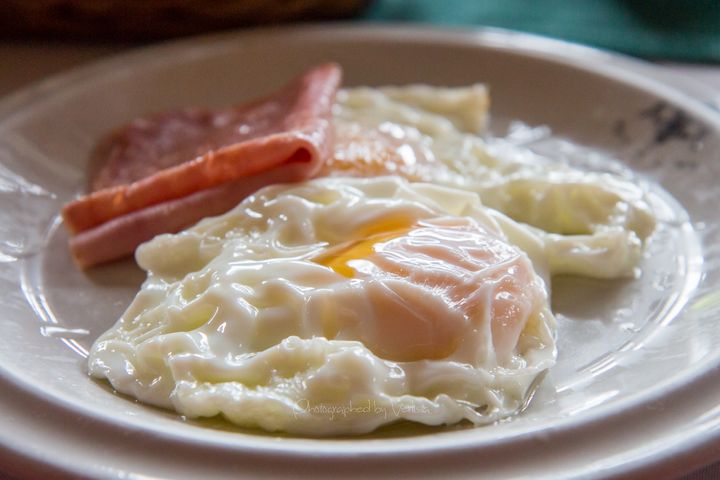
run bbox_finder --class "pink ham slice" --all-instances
[69,163,310,269]
[63,63,341,268]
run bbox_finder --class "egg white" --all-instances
[334,86,656,279]
[88,177,557,435]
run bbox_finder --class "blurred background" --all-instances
[2,0,719,98]
[1,0,719,61]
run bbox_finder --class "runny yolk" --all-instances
[312,216,542,364]
[314,218,413,278]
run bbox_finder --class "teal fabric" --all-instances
[362,0,720,63]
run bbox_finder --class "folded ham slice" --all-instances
[63,63,341,268]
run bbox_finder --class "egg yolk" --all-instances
[312,217,541,364]
[313,217,413,278]
[320,122,435,181]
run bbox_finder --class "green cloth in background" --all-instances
[362,0,720,63]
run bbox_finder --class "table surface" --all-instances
[0,37,719,480]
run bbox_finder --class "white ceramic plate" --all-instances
[1,25,720,479]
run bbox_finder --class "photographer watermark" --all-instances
[294,398,431,420]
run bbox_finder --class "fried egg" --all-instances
[332,86,656,278]
[88,177,557,435]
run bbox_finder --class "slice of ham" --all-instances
[62,63,341,235]
[69,163,310,269]
[63,63,341,268]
